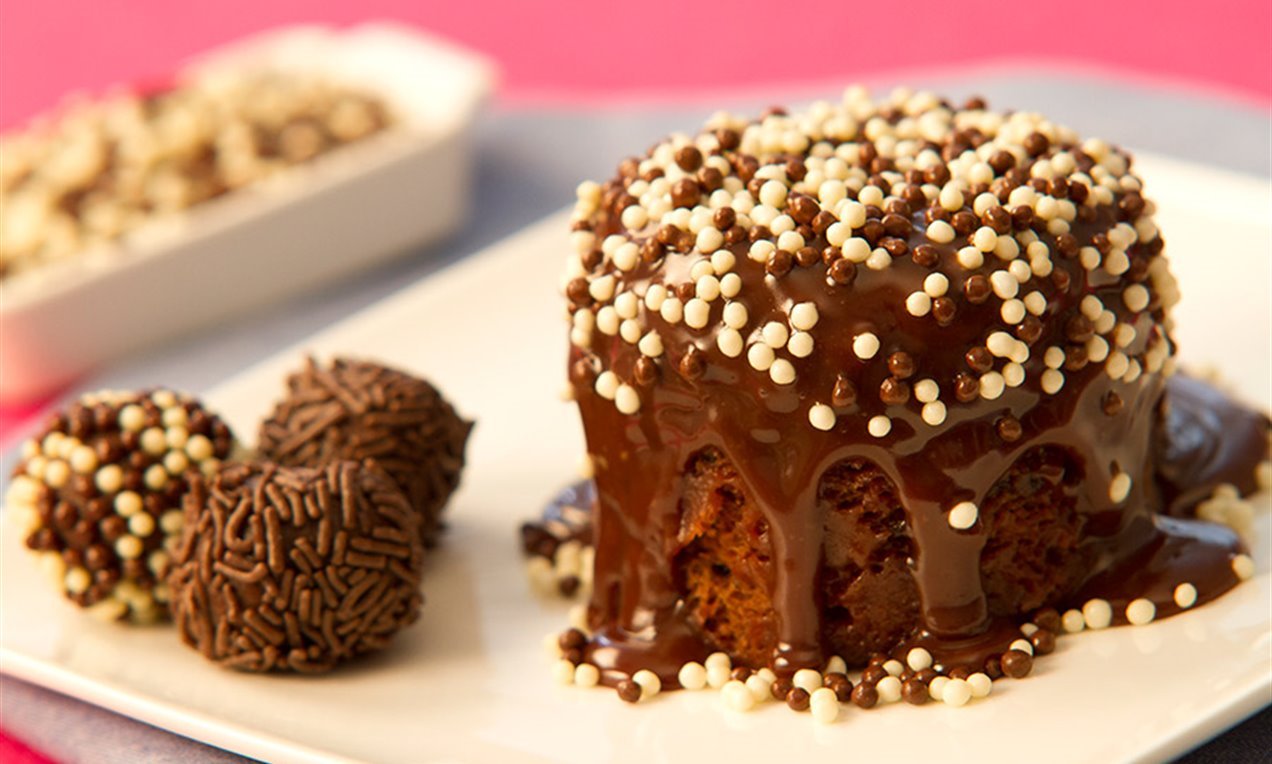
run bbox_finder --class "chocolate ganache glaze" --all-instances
[559,88,1269,683]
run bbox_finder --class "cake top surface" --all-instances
[563,87,1178,440]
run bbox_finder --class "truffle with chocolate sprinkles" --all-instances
[5,389,234,622]
[167,460,424,673]
[258,357,473,546]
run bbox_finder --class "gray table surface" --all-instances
[2,70,1269,763]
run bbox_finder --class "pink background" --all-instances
[1,3,1269,762]
[2,0,1270,128]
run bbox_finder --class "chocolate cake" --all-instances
[257,357,473,546]
[167,460,425,672]
[557,88,1270,690]
[5,389,235,622]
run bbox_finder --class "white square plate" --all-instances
[0,23,494,403]
[1,154,1269,764]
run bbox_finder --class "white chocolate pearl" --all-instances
[696,275,721,301]
[867,416,892,438]
[809,404,836,431]
[1174,583,1198,609]
[929,676,950,702]
[990,270,1019,299]
[644,285,667,311]
[596,307,619,335]
[762,321,789,348]
[1041,369,1065,395]
[842,237,871,262]
[720,273,742,298]
[69,445,98,474]
[65,567,91,595]
[957,246,984,269]
[166,427,189,450]
[921,401,947,426]
[151,390,177,408]
[1010,638,1034,656]
[1083,598,1113,629]
[948,501,978,530]
[144,464,168,490]
[574,663,600,687]
[160,510,185,535]
[718,329,744,357]
[705,652,731,672]
[95,465,123,493]
[141,428,167,455]
[163,451,189,476]
[115,535,143,560]
[941,678,972,707]
[787,331,814,358]
[923,273,949,297]
[793,668,822,694]
[810,687,839,723]
[615,385,641,415]
[967,672,993,699]
[926,220,955,243]
[589,275,615,301]
[119,405,146,431]
[1232,554,1255,581]
[824,656,847,676]
[1001,299,1026,325]
[747,343,775,372]
[907,647,933,672]
[684,298,710,328]
[148,550,170,576]
[552,658,575,685]
[853,332,880,359]
[638,332,664,357]
[623,315,646,343]
[633,669,661,699]
[745,674,771,703]
[128,512,156,538]
[722,680,755,711]
[712,249,736,275]
[161,406,187,428]
[914,379,939,402]
[1062,609,1086,633]
[876,675,902,703]
[185,432,212,462]
[979,372,1005,400]
[1123,284,1150,312]
[769,359,796,385]
[595,371,619,400]
[972,227,998,252]
[44,460,70,488]
[790,302,819,330]
[1109,472,1132,503]
[660,297,684,323]
[905,292,932,317]
[1126,598,1156,626]
[678,662,707,690]
[613,242,639,271]
[723,302,748,329]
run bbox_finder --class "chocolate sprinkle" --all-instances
[168,460,425,673]
[257,357,472,546]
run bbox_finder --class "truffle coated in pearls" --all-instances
[7,389,234,621]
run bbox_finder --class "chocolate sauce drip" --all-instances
[563,375,1263,680]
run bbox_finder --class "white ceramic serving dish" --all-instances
[1,155,1269,763]
[0,23,494,404]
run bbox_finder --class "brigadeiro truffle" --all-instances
[5,389,234,622]
[167,460,425,673]
[257,357,473,546]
